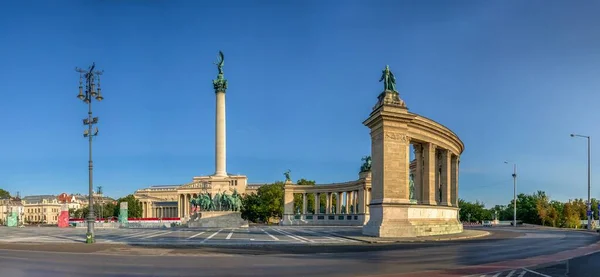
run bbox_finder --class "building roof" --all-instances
[22,195,57,204]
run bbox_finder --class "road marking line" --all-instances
[505,270,516,277]
[226,230,234,240]
[142,231,172,239]
[201,229,222,243]
[517,270,526,277]
[272,228,310,243]
[115,231,161,240]
[277,228,314,242]
[492,272,502,277]
[523,268,552,277]
[260,228,279,241]
[186,232,205,240]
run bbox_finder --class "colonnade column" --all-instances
[441,150,452,206]
[414,144,423,204]
[337,192,342,214]
[422,143,438,205]
[313,193,318,214]
[302,193,307,214]
[451,156,459,206]
[358,189,365,214]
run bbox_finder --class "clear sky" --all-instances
[1,1,599,207]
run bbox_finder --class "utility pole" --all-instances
[76,63,104,243]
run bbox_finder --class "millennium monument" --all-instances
[184,51,248,228]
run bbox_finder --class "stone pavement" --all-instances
[0,226,362,245]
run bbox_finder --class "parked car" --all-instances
[482,221,493,227]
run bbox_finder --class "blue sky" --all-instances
[1,1,599,207]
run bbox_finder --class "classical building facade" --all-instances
[0,197,24,226]
[22,195,63,224]
[133,177,262,219]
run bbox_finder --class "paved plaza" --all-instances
[0,226,361,245]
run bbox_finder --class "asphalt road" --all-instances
[0,227,597,277]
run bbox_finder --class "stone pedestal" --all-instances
[187,211,248,228]
[363,204,462,237]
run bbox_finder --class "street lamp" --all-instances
[75,62,104,243]
[504,161,517,228]
[570,133,592,231]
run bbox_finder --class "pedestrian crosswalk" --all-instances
[467,268,551,277]
[0,226,360,245]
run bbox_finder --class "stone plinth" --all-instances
[187,211,248,228]
[363,204,462,237]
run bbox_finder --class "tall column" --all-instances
[214,91,227,176]
[213,55,228,177]
[422,143,438,205]
[414,144,423,203]
[313,193,318,214]
[451,156,459,206]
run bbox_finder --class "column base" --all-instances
[363,203,462,237]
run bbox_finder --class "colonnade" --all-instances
[140,201,178,218]
[294,189,371,215]
[411,142,459,207]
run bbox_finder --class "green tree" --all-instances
[241,193,263,223]
[563,201,581,228]
[0,188,10,199]
[459,199,491,222]
[257,182,285,222]
[116,194,142,218]
[535,191,550,226]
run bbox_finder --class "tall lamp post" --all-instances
[76,63,104,243]
[504,161,517,227]
[570,133,592,231]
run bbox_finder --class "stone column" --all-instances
[414,144,423,203]
[325,193,330,214]
[214,91,227,177]
[336,192,343,214]
[451,155,459,206]
[366,189,371,214]
[313,193,318,214]
[358,189,365,214]
[281,187,294,225]
[302,193,307,214]
[441,150,452,206]
[422,143,438,205]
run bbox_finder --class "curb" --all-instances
[332,230,491,244]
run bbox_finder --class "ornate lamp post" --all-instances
[75,62,104,243]
[504,161,517,228]
[571,133,592,231]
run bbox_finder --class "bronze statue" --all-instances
[379,65,397,92]
[212,51,228,92]
[360,156,372,172]
[214,51,224,76]
[284,169,292,182]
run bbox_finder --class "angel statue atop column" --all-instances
[379,65,397,92]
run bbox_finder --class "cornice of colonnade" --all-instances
[284,179,370,193]
[407,112,464,156]
[362,94,464,156]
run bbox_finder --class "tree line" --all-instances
[460,190,598,228]
[70,194,143,219]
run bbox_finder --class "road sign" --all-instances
[587,210,593,217]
